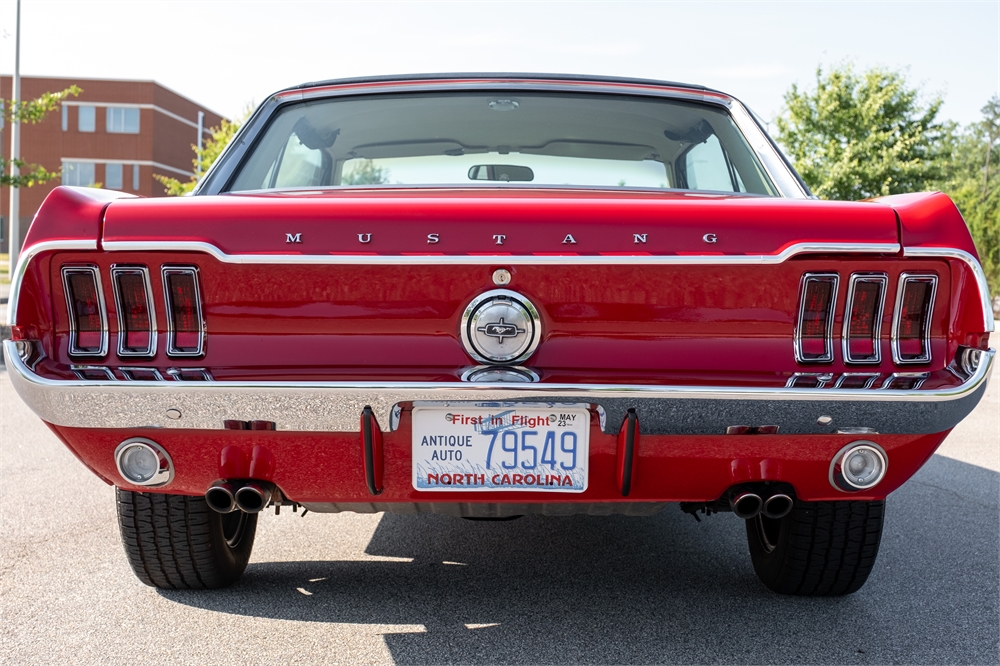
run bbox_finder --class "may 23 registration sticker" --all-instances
[411,403,590,492]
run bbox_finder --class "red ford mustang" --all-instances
[5,74,993,595]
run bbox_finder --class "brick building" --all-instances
[1,76,225,252]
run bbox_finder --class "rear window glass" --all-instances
[228,92,776,195]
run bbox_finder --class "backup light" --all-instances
[830,441,887,492]
[115,438,173,487]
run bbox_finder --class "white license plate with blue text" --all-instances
[411,403,590,492]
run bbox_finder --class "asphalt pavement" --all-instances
[1,359,997,665]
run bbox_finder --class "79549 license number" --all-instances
[411,403,590,493]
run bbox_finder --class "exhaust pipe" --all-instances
[205,482,237,514]
[762,493,794,520]
[730,492,762,519]
[234,481,273,514]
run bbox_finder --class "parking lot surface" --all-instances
[1,361,997,665]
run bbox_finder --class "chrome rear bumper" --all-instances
[4,341,992,436]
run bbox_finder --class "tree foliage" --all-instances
[155,116,245,195]
[1,85,81,187]
[937,96,1000,295]
[341,159,390,185]
[776,65,946,201]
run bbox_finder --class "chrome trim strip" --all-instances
[833,373,881,389]
[119,367,165,381]
[161,266,206,357]
[61,265,109,358]
[794,273,839,364]
[842,273,888,364]
[103,240,901,266]
[891,273,938,365]
[903,247,995,333]
[880,372,930,390]
[166,367,213,381]
[6,240,98,327]
[785,372,834,388]
[5,340,992,434]
[110,265,157,358]
[71,364,116,380]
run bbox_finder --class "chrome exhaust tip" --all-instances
[234,482,273,514]
[762,493,794,520]
[730,492,763,519]
[205,483,237,514]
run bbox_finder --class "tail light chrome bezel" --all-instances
[891,273,938,365]
[842,273,888,364]
[61,265,109,358]
[110,265,157,358]
[794,273,839,364]
[161,266,205,357]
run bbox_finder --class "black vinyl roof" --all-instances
[290,72,716,95]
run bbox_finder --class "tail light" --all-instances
[62,266,108,357]
[111,266,155,357]
[843,273,887,364]
[892,274,937,364]
[795,273,838,363]
[162,267,205,357]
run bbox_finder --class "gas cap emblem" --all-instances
[461,289,541,365]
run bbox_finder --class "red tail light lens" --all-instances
[62,266,108,357]
[795,273,838,363]
[112,267,155,356]
[843,274,887,363]
[892,274,937,364]
[162,267,204,356]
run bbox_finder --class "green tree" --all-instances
[1,86,81,187]
[155,115,245,195]
[341,159,390,185]
[776,65,946,201]
[938,96,1000,296]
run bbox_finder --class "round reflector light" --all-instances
[830,441,887,492]
[115,438,173,487]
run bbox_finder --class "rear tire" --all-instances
[116,488,257,589]
[746,499,884,595]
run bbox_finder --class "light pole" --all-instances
[8,0,21,270]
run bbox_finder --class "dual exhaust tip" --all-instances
[730,491,793,520]
[205,481,273,514]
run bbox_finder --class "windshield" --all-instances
[228,92,777,195]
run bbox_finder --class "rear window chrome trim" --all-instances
[196,80,808,199]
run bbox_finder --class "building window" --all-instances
[107,107,140,134]
[78,105,96,132]
[105,163,123,190]
[63,162,96,187]
[132,164,140,190]
[62,105,68,131]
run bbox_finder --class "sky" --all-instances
[0,0,997,127]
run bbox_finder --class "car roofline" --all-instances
[283,72,717,96]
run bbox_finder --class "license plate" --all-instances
[411,403,590,492]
